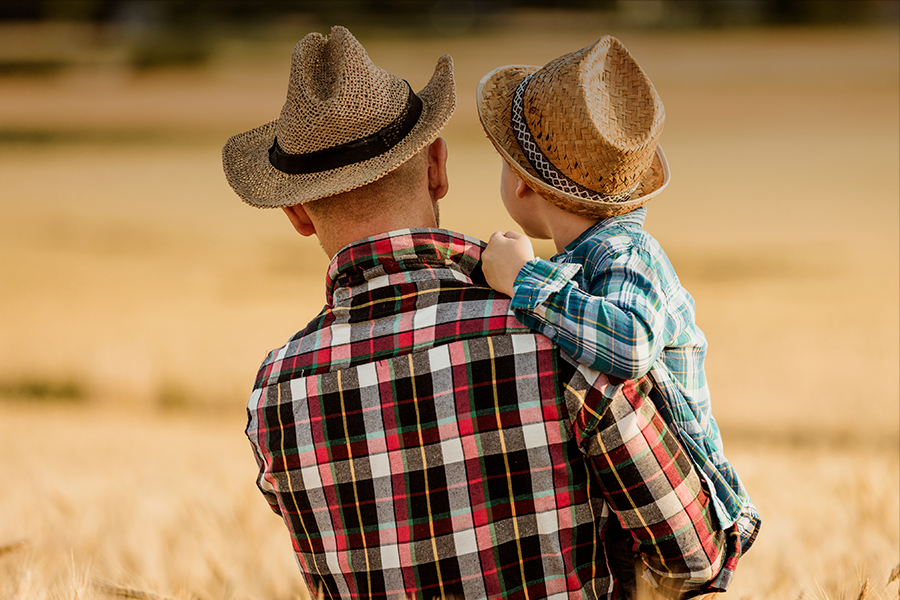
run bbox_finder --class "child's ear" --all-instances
[515,177,532,199]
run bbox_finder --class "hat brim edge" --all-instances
[476,64,670,219]
[223,54,456,209]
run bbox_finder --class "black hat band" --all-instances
[268,81,423,175]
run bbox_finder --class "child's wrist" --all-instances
[509,258,536,297]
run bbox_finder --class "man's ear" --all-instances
[426,137,449,202]
[282,204,317,237]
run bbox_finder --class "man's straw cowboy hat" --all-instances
[477,35,669,218]
[223,26,456,207]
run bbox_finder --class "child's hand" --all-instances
[482,231,535,297]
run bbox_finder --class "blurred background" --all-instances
[0,1,897,598]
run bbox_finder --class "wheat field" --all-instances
[0,20,897,600]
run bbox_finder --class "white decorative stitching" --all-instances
[511,74,636,204]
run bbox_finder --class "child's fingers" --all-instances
[487,231,507,246]
[500,231,535,259]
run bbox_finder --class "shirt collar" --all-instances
[325,228,487,306]
[561,206,648,255]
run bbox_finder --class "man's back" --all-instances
[246,229,736,599]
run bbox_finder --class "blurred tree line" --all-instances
[0,0,896,71]
[0,0,897,27]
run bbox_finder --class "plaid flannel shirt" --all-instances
[510,208,760,542]
[246,228,748,600]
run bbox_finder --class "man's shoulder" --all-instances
[252,307,329,391]
[252,281,531,390]
[250,322,635,457]
[252,328,593,421]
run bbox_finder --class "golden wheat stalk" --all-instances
[13,569,32,600]
[95,582,179,600]
[889,562,900,585]
[0,539,27,557]
[857,579,870,600]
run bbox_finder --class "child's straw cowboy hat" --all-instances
[477,35,669,218]
[223,26,456,207]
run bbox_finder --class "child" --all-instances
[476,35,760,552]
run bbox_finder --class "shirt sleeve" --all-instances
[569,367,740,597]
[510,243,668,380]
[246,386,285,517]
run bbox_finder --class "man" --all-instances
[223,26,747,599]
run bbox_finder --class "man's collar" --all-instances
[325,228,487,305]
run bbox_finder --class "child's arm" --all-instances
[483,231,668,380]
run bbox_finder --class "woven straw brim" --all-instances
[477,65,669,219]
[223,55,455,208]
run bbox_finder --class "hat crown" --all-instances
[276,26,410,155]
[523,35,664,196]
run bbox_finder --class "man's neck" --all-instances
[319,212,438,259]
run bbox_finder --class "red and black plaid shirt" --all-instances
[246,229,747,599]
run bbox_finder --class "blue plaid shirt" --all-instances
[510,207,758,536]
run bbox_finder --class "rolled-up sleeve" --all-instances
[569,365,741,597]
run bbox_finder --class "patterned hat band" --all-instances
[511,73,637,204]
